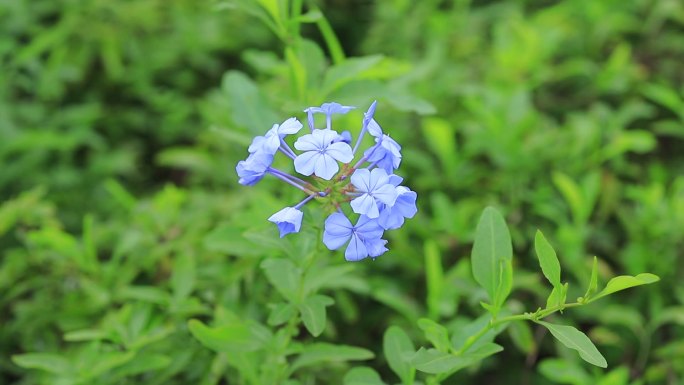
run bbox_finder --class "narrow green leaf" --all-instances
[535,230,562,289]
[425,240,444,320]
[471,207,512,308]
[417,318,450,352]
[261,258,301,302]
[410,348,463,374]
[298,295,334,337]
[291,343,374,371]
[584,256,599,300]
[267,303,297,326]
[343,366,387,385]
[383,326,416,384]
[537,321,607,368]
[588,273,660,303]
[493,258,513,310]
[509,321,535,354]
[12,353,73,375]
[187,319,267,353]
[171,254,195,301]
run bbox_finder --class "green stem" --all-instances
[457,302,584,354]
[309,5,345,65]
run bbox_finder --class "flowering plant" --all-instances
[236,101,417,261]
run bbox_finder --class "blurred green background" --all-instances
[1,0,683,384]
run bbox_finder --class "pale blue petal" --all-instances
[364,237,388,258]
[326,142,354,163]
[319,129,339,145]
[248,135,266,153]
[278,117,303,135]
[388,175,403,186]
[367,118,383,137]
[324,213,353,235]
[268,207,303,238]
[351,194,378,218]
[396,189,418,218]
[294,134,320,151]
[294,151,318,176]
[350,168,371,193]
[369,168,390,191]
[345,233,369,261]
[314,153,339,180]
[374,184,398,206]
[355,215,384,239]
[263,127,281,154]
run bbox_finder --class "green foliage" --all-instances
[2,0,683,384]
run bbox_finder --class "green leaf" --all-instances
[261,258,302,302]
[538,358,590,385]
[417,318,450,352]
[187,319,268,353]
[267,303,297,326]
[222,71,278,133]
[546,283,568,309]
[537,321,607,368]
[343,367,387,385]
[422,117,458,168]
[12,353,73,375]
[321,55,384,95]
[587,274,660,303]
[298,295,334,337]
[509,321,535,354]
[584,256,599,300]
[291,343,374,371]
[471,207,513,310]
[411,343,502,374]
[424,240,444,320]
[383,326,416,384]
[410,348,462,374]
[171,254,195,301]
[534,230,562,289]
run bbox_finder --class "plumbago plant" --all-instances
[188,101,660,384]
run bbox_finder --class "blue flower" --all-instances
[323,213,386,261]
[268,207,303,237]
[349,168,398,218]
[294,129,353,180]
[364,135,402,173]
[378,186,417,230]
[248,117,302,155]
[236,152,274,186]
[305,102,355,129]
[333,130,352,144]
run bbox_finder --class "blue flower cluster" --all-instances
[236,101,417,261]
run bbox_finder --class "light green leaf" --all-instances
[298,295,334,337]
[422,117,458,168]
[584,256,599,299]
[267,303,297,326]
[588,274,660,303]
[321,55,384,95]
[222,71,278,133]
[410,348,463,374]
[424,240,444,320]
[546,283,568,309]
[535,230,561,289]
[261,258,302,302]
[291,343,374,371]
[509,321,535,354]
[417,318,450,352]
[171,254,195,301]
[383,326,415,384]
[537,321,607,367]
[12,353,73,375]
[343,367,387,385]
[187,319,268,353]
[471,207,512,310]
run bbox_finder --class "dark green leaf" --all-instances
[298,295,334,337]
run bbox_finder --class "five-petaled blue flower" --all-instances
[235,100,416,261]
[349,168,398,218]
[323,213,387,261]
[294,129,353,180]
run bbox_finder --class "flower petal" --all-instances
[374,184,398,206]
[369,168,390,191]
[355,215,384,239]
[294,151,319,176]
[277,117,303,135]
[314,153,339,180]
[351,193,379,218]
[294,133,320,152]
[326,142,353,163]
[350,168,371,193]
[345,233,368,261]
